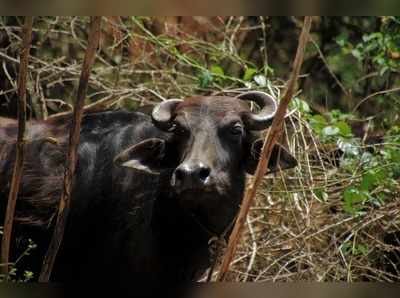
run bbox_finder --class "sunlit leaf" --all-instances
[243,68,257,81]
[322,126,340,137]
[336,121,352,137]
[253,74,267,87]
[210,65,224,76]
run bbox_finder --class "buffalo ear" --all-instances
[114,138,166,174]
[245,139,297,175]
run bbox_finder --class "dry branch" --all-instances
[352,86,400,113]
[216,16,313,281]
[38,16,102,282]
[47,92,123,121]
[0,17,33,278]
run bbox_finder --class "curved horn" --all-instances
[151,99,183,131]
[236,91,277,130]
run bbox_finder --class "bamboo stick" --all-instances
[216,16,313,281]
[38,17,102,282]
[0,17,33,279]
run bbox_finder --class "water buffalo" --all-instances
[0,91,297,283]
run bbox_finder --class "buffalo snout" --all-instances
[171,161,211,193]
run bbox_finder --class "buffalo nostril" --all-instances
[175,168,185,182]
[173,164,210,190]
[197,167,210,181]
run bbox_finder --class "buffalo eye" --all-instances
[169,121,188,136]
[229,123,243,136]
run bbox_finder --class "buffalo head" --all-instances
[114,91,296,223]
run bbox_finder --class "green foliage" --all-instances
[290,97,311,114]
[198,64,226,87]
[0,234,37,282]
[308,109,353,143]
[198,70,214,88]
[314,188,328,202]
[341,241,368,256]
[301,102,399,215]
[352,17,400,76]
[297,17,400,128]
[340,127,400,215]
[243,67,257,82]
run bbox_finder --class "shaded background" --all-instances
[1,17,399,127]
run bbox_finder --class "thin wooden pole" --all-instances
[38,17,102,282]
[0,17,33,279]
[217,16,313,281]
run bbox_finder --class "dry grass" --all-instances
[210,111,400,282]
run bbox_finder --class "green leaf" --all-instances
[243,68,257,81]
[314,188,328,202]
[23,271,34,282]
[210,65,224,76]
[253,74,266,87]
[335,32,348,47]
[360,152,373,165]
[354,244,368,256]
[322,126,340,137]
[311,115,326,124]
[343,187,368,214]
[344,187,367,203]
[342,242,369,256]
[362,32,383,42]
[360,169,384,191]
[292,97,310,113]
[360,174,374,191]
[336,121,352,137]
[340,242,352,255]
[351,48,363,60]
[198,70,213,88]
[339,141,359,157]
[309,115,327,133]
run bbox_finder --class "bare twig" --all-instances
[47,92,129,121]
[0,17,33,278]
[352,86,400,113]
[38,16,102,282]
[309,37,350,98]
[216,16,313,281]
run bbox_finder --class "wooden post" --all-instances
[38,17,102,282]
[0,17,33,279]
[216,16,313,281]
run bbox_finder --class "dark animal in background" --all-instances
[0,91,297,283]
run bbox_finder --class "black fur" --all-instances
[0,98,296,284]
